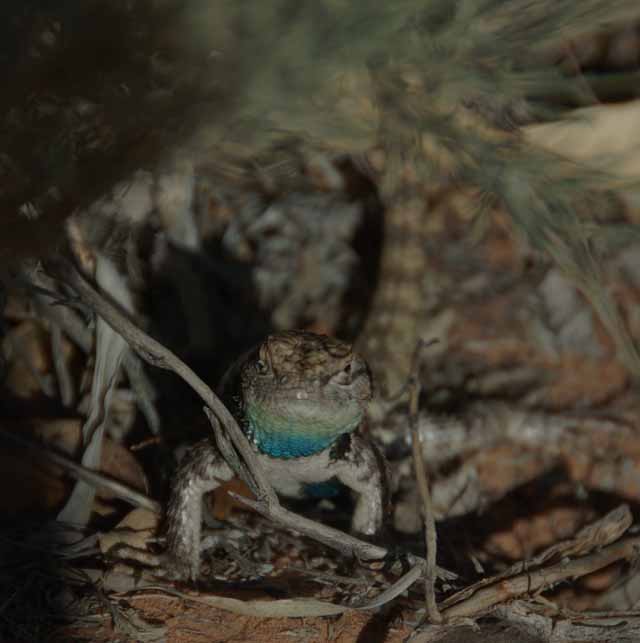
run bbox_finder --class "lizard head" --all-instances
[238,330,372,458]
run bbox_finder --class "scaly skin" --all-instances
[165,330,390,580]
[357,186,429,396]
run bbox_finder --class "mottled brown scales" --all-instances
[261,331,353,382]
[357,190,430,395]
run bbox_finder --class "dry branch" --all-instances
[440,505,634,620]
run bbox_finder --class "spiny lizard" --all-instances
[165,330,390,580]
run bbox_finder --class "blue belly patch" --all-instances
[304,479,342,498]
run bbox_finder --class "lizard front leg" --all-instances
[165,438,234,580]
[331,432,391,536]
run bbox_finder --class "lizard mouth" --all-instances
[328,356,373,403]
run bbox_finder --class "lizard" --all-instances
[165,329,391,580]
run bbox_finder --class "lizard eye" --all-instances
[255,359,269,375]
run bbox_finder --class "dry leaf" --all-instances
[524,101,640,183]
[0,418,148,514]
[98,507,159,554]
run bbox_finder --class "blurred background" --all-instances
[2,1,640,641]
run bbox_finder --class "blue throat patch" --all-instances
[245,402,360,459]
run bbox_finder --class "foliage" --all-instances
[3,0,640,372]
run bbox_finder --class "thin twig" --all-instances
[409,340,442,623]
[353,563,426,610]
[121,351,161,435]
[129,436,162,452]
[227,491,389,562]
[204,407,257,494]
[50,323,75,407]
